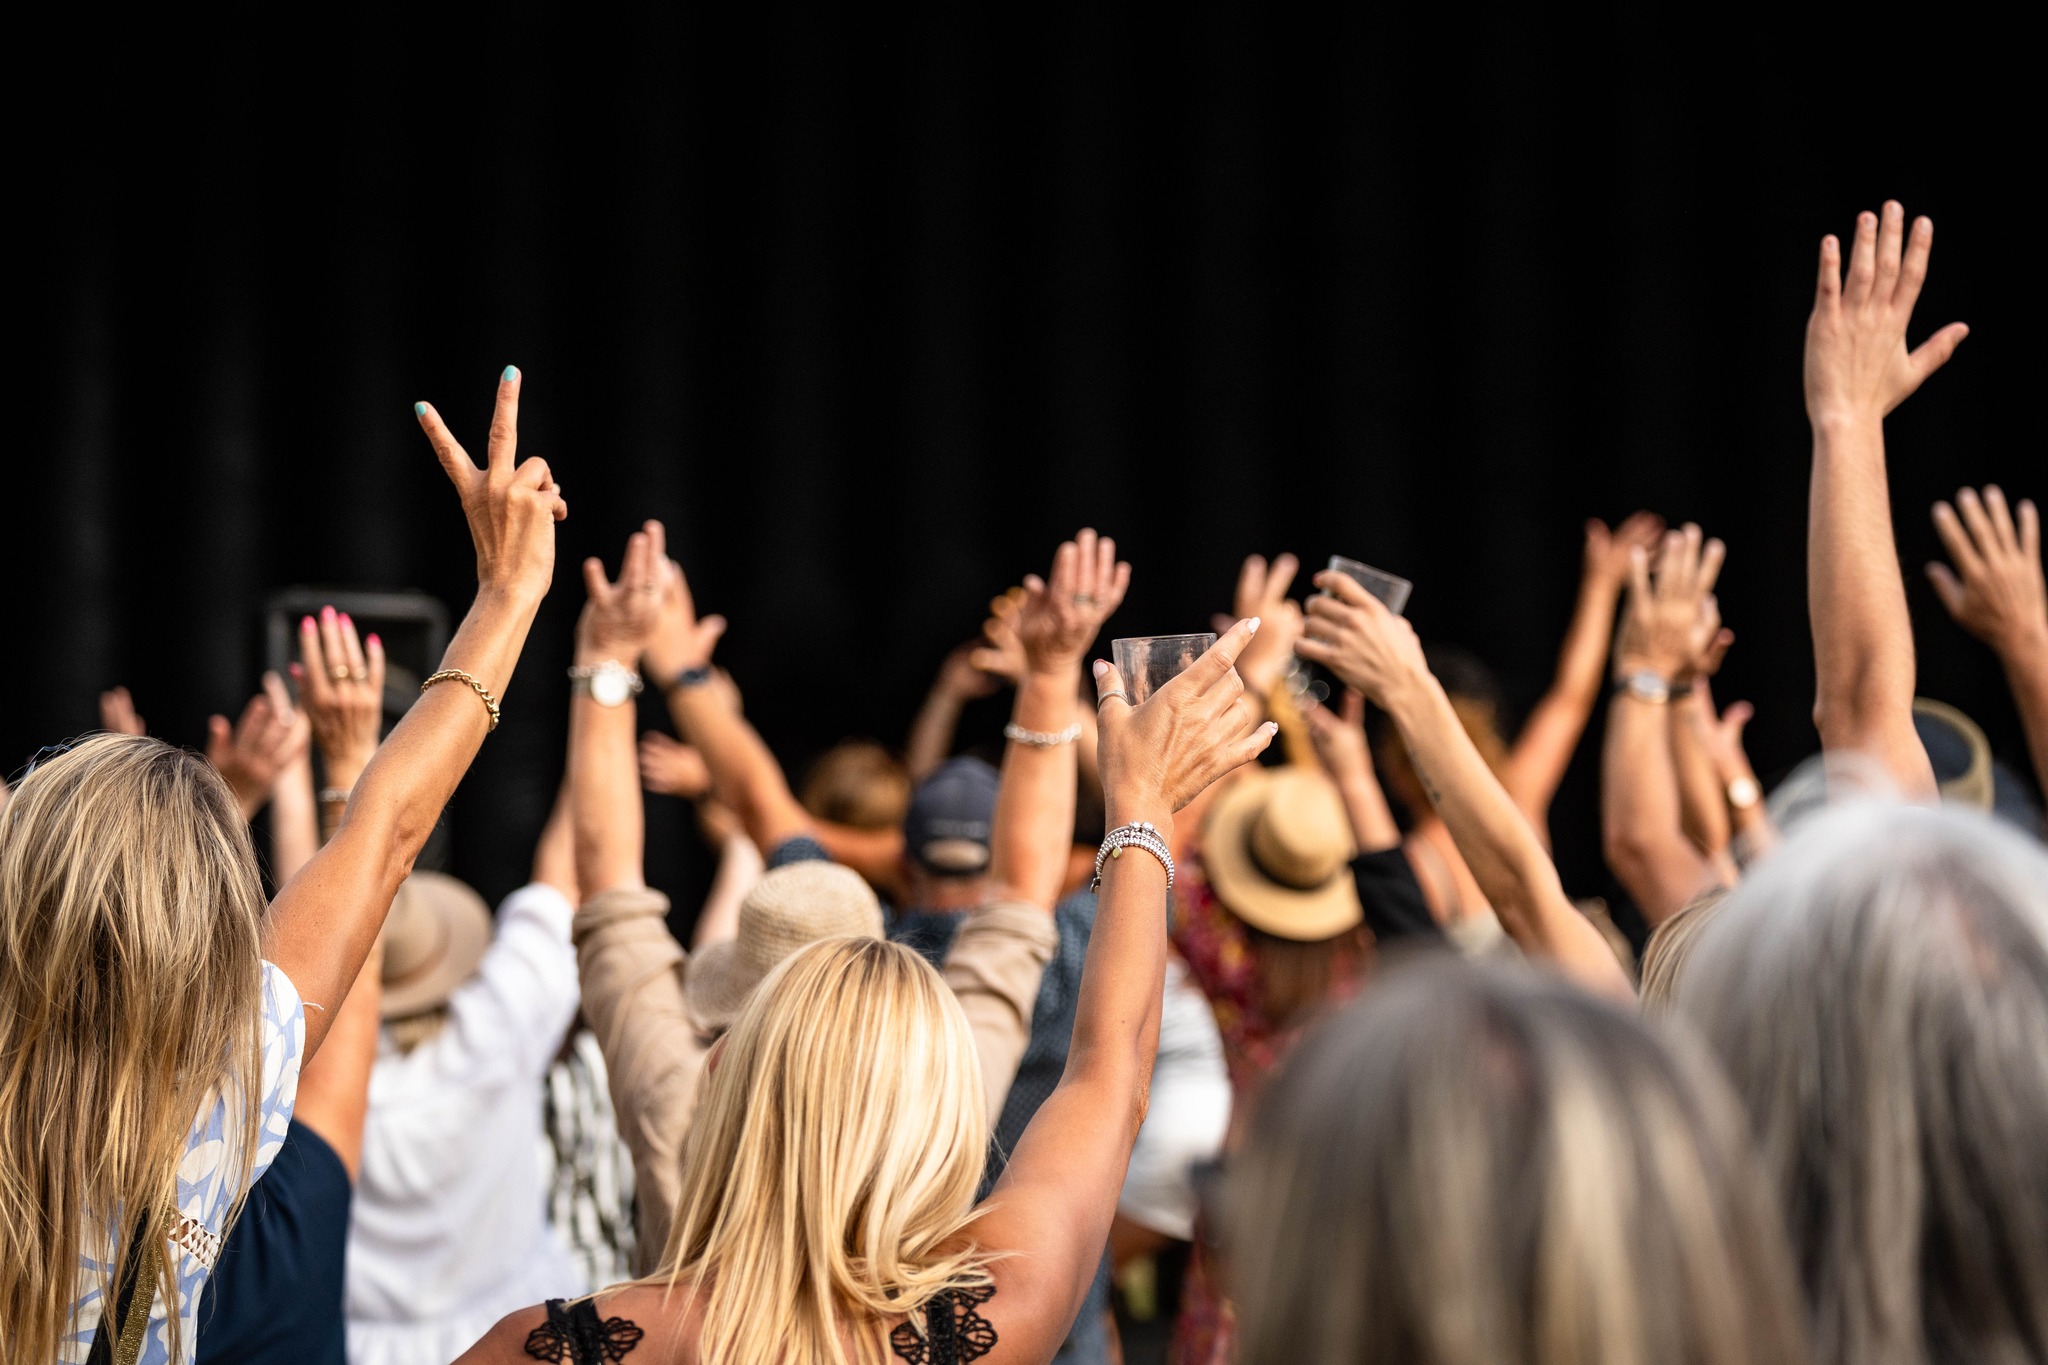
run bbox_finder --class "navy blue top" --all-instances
[196,1118,351,1365]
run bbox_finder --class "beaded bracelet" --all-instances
[1091,821,1175,895]
[1003,721,1083,748]
[421,668,501,732]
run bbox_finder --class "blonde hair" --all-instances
[654,936,993,1365]
[1637,889,1728,1010]
[800,740,913,832]
[1674,800,2048,1364]
[0,735,268,1363]
[1228,957,1811,1365]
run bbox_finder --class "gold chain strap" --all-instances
[420,668,502,732]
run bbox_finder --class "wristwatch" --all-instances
[1615,669,1672,705]
[1726,776,1762,811]
[568,661,644,708]
[664,664,714,692]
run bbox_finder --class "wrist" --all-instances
[320,754,371,791]
[1996,622,2048,670]
[1104,793,1174,833]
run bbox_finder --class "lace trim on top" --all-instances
[890,1283,999,1364]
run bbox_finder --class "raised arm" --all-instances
[1600,526,1727,926]
[906,638,1008,783]
[970,619,1275,1361]
[1304,688,1400,853]
[293,611,387,843]
[1502,513,1663,822]
[641,558,814,856]
[1301,572,1632,998]
[1805,202,1966,797]
[991,529,1130,909]
[572,521,670,897]
[207,671,310,822]
[267,368,564,1056]
[1930,486,2048,804]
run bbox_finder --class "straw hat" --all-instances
[380,871,494,1019]
[1202,768,1363,942]
[683,861,885,1035]
[1914,697,1993,811]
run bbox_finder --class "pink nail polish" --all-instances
[321,605,337,623]
[301,616,315,632]
[367,633,381,650]
[339,612,353,629]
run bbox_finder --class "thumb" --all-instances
[1925,562,1968,618]
[582,557,610,601]
[1210,612,1235,637]
[1718,700,1755,749]
[1092,659,1130,715]
[1341,687,1366,726]
[698,615,728,647]
[206,716,232,764]
[1906,321,1969,388]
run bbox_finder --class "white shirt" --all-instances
[1117,957,1231,1242]
[347,884,585,1365]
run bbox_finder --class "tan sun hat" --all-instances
[1202,767,1364,942]
[683,860,885,1035]
[379,871,494,1019]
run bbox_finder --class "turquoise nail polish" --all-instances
[502,365,518,383]
[413,401,427,417]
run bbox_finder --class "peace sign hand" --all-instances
[415,367,566,604]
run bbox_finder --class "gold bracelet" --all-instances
[421,668,502,732]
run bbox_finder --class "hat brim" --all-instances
[1202,770,1364,941]
[380,889,494,1019]
[682,940,758,1037]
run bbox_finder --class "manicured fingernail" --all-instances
[288,662,302,677]
[300,616,315,632]
[1263,722,1279,736]
[1248,616,1262,634]
[502,365,518,383]
[321,605,336,623]
[413,401,427,417]
[1093,660,1109,677]
[367,633,381,650]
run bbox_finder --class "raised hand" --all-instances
[1929,486,2047,658]
[98,686,146,736]
[582,520,672,661]
[1614,524,1727,684]
[415,367,565,602]
[642,540,728,688]
[1804,201,1968,426]
[207,671,312,819]
[639,731,713,799]
[1230,553,1304,698]
[1582,512,1667,591]
[1092,617,1276,826]
[1304,688,1372,789]
[1296,570,1431,709]
[293,606,387,791]
[1015,528,1131,677]
[969,588,1029,685]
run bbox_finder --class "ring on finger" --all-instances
[350,670,370,682]
[329,665,352,682]
[1096,687,1128,708]
[1074,593,1097,607]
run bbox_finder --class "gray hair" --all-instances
[1673,799,2048,1365]
[1227,957,1810,1365]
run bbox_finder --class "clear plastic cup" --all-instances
[1326,555,1413,616]
[1112,633,1216,704]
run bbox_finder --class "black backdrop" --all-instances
[11,7,2044,919]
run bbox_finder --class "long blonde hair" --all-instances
[655,936,993,1365]
[0,736,268,1363]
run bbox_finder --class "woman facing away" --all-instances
[0,368,564,1365]
[459,616,1278,1365]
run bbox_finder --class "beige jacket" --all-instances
[573,887,1059,1272]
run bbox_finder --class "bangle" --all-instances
[318,787,352,805]
[1613,670,1672,705]
[1091,822,1175,895]
[421,668,502,732]
[1003,721,1082,748]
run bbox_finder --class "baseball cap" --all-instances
[902,756,1000,874]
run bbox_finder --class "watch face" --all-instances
[591,668,632,708]
[1727,776,1762,810]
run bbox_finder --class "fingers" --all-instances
[1697,535,1727,597]
[1983,486,2019,553]
[1814,233,1841,308]
[337,613,368,681]
[1906,322,1969,389]
[1184,617,1261,691]
[1627,544,1653,604]
[696,615,728,653]
[206,715,233,765]
[1221,718,1281,772]
[1092,659,1131,718]
[1235,555,1267,618]
[1925,562,1968,618]
[1844,210,1878,306]
[1341,687,1365,727]
[1874,200,1904,297]
[1931,500,1985,578]
[1106,558,1132,612]
[1312,567,1378,612]
[2021,499,2041,562]
[1895,213,1934,309]
[298,615,335,708]
[583,556,613,601]
[1265,553,1300,603]
[1620,510,1666,545]
[317,605,347,687]
[1957,487,2001,560]
[366,631,387,695]
[414,401,481,493]
[1048,539,1080,601]
[487,365,520,473]
[261,670,295,721]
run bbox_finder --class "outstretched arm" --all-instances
[1504,513,1663,825]
[906,636,1010,783]
[268,369,564,1057]
[1302,573,1632,998]
[1805,202,1966,797]
[968,619,1275,1361]
[572,521,671,898]
[1930,486,2048,806]
[1600,527,1726,926]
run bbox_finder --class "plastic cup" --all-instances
[1326,555,1413,616]
[1112,633,1216,704]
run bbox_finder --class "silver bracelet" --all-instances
[1091,822,1175,895]
[1003,721,1083,748]
[318,787,353,804]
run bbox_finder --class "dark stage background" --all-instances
[11,9,2044,926]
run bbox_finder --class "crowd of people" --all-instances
[2,199,2044,1365]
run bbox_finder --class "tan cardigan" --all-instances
[573,887,1059,1272]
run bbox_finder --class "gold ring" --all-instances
[329,665,352,682]
[350,670,370,683]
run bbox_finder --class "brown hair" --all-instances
[1245,923,1368,1032]
[1228,957,1811,1365]
[800,740,913,831]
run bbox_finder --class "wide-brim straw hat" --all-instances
[683,860,885,1035]
[1202,767,1363,942]
[380,871,494,1019]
